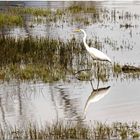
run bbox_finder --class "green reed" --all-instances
[67,5,96,14]
[8,7,52,17]
[0,13,23,27]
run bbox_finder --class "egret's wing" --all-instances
[84,86,111,113]
[88,47,111,62]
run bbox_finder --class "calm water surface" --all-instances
[0,1,140,127]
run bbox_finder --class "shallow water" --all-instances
[0,1,140,127]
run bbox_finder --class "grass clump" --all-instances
[75,70,92,81]
[68,5,83,13]
[0,36,84,82]
[0,36,139,82]
[68,5,96,13]
[0,5,98,27]
[9,7,52,17]
[0,13,23,27]
[0,121,140,140]
[0,64,66,83]
[113,63,122,73]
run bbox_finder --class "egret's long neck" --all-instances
[82,30,90,51]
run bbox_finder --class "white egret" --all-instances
[75,29,111,62]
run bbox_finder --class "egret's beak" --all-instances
[74,29,81,32]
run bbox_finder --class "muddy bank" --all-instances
[122,65,140,73]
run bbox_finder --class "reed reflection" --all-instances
[56,86,83,121]
[0,97,8,128]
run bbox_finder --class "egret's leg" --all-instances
[96,61,100,89]
[91,60,100,89]
[91,58,95,70]
[90,80,94,90]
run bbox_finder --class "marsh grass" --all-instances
[0,36,139,82]
[113,63,122,74]
[8,6,96,16]
[0,64,67,83]
[67,5,96,14]
[0,36,85,82]
[8,7,52,17]
[0,121,140,140]
[0,36,82,64]
[0,35,112,82]
[0,6,98,27]
[0,13,23,27]
[0,5,137,29]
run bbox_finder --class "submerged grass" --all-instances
[1,121,140,140]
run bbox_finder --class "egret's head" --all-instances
[74,29,85,35]
[74,29,81,32]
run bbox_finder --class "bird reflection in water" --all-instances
[74,57,111,118]
[84,62,111,117]
[84,85,111,114]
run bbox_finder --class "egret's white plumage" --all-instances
[75,29,111,62]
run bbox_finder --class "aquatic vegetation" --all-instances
[104,37,118,50]
[0,36,85,82]
[120,23,134,29]
[8,7,52,17]
[0,36,139,82]
[74,17,91,25]
[55,9,63,16]
[74,69,93,81]
[68,5,83,13]
[0,13,23,27]
[67,5,96,13]
[0,121,140,140]
[0,4,137,30]
[113,63,122,74]
[0,5,97,27]
[112,63,140,81]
